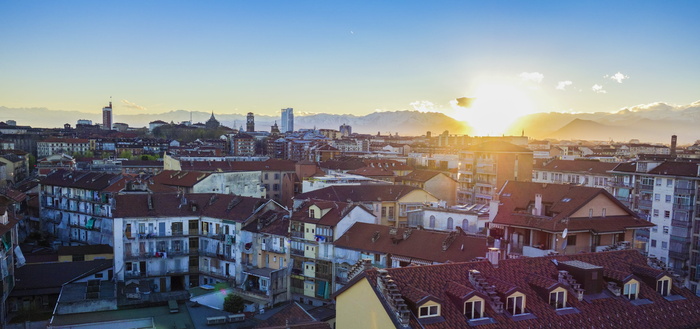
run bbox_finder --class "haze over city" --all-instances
[2,1,699,137]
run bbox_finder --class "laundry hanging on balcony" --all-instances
[86,217,97,230]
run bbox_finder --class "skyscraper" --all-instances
[102,101,113,130]
[281,108,294,133]
[246,112,255,132]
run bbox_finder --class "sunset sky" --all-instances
[1,1,699,133]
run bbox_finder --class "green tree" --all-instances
[118,150,133,160]
[223,293,245,313]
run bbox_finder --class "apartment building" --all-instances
[113,193,287,303]
[37,138,91,157]
[289,199,375,305]
[294,185,438,227]
[490,181,653,258]
[610,160,700,292]
[532,159,618,193]
[458,141,533,204]
[39,170,126,246]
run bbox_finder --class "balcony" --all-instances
[669,250,690,261]
[671,219,692,228]
[124,249,189,261]
[674,203,693,211]
[291,231,304,238]
[637,183,654,191]
[199,250,236,262]
[199,268,235,281]
[637,199,653,208]
[291,248,304,257]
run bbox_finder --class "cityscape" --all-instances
[2,1,700,329]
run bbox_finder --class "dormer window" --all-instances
[623,281,638,300]
[309,209,316,218]
[418,304,439,318]
[657,277,671,296]
[549,289,567,309]
[464,297,484,319]
[507,294,525,315]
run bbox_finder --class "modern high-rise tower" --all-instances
[102,101,113,130]
[246,112,255,132]
[281,108,294,133]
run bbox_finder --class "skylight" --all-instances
[561,198,571,202]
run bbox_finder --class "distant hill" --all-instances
[0,107,472,136]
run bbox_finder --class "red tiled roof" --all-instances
[295,185,423,203]
[253,302,318,329]
[291,200,363,227]
[467,141,533,153]
[610,161,637,173]
[400,170,449,183]
[334,222,488,263]
[347,166,395,177]
[354,250,700,328]
[153,170,211,187]
[534,159,619,174]
[648,161,700,177]
[40,170,124,191]
[179,159,296,172]
[493,181,651,232]
[40,138,90,143]
[114,193,267,222]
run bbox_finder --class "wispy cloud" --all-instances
[518,72,544,83]
[556,81,573,90]
[604,72,629,83]
[121,99,147,111]
[592,84,607,94]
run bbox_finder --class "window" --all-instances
[429,216,436,228]
[655,178,662,186]
[381,207,387,218]
[549,290,566,309]
[667,179,673,187]
[664,211,670,218]
[661,241,668,249]
[447,217,454,230]
[387,207,394,220]
[663,226,669,234]
[419,305,439,318]
[653,209,659,217]
[651,239,657,247]
[507,295,524,315]
[623,282,638,300]
[654,194,661,201]
[657,278,670,296]
[542,172,548,180]
[309,209,316,218]
[567,235,577,246]
[464,299,483,319]
[665,195,672,203]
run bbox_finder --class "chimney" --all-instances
[486,247,500,267]
[671,135,677,158]
[534,193,543,216]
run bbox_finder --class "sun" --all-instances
[454,82,535,136]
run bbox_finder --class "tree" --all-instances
[223,293,245,313]
[118,150,133,160]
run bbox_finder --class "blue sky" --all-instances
[1,1,699,123]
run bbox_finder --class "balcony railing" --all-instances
[673,203,693,211]
[199,268,235,281]
[291,249,304,256]
[124,248,189,261]
[637,199,653,208]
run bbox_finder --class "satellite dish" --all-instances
[562,228,568,238]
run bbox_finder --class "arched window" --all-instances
[462,218,469,231]
[447,217,454,230]
[429,215,436,228]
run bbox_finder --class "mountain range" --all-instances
[2,99,698,144]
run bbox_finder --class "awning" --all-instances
[86,217,96,230]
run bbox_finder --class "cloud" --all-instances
[409,100,437,113]
[455,97,475,108]
[592,84,607,94]
[605,72,629,83]
[518,72,544,83]
[121,99,147,111]
[555,81,573,90]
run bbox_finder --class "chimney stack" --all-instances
[534,193,543,216]
[671,135,677,158]
[487,247,501,267]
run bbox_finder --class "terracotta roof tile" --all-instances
[535,159,619,174]
[356,250,700,328]
[334,222,488,263]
